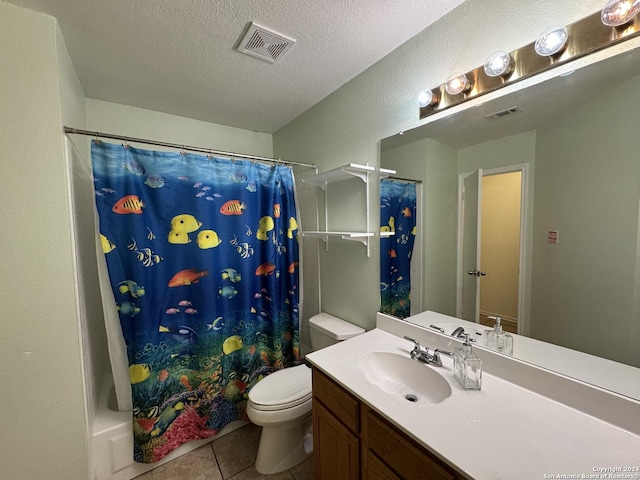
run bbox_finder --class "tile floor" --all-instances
[134,423,313,480]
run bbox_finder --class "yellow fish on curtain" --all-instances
[92,141,300,463]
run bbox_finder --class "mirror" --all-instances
[380,41,640,400]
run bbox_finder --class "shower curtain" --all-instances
[380,179,417,318]
[92,141,300,463]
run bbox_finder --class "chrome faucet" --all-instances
[450,326,477,343]
[403,336,452,367]
[430,324,476,342]
[450,326,466,338]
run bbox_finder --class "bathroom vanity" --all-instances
[313,367,467,479]
[306,315,640,480]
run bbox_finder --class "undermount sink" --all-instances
[357,351,452,404]
[430,323,488,345]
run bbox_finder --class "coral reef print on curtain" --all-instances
[92,141,300,463]
[380,179,417,318]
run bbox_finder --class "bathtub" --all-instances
[91,373,247,480]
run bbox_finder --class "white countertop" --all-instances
[306,327,640,480]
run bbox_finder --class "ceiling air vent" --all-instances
[484,106,523,120]
[237,22,296,64]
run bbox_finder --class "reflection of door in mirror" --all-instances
[380,178,419,318]
[461,169,482,323]
[459,168,523,334]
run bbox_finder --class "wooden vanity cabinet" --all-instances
[312,368,469,480]
[312,366,361,479]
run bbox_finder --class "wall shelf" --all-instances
[301,163,375,189]
[302,231,374,246]
[300,164,396,257]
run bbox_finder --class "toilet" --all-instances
[246,312,365,474]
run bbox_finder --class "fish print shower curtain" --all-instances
[92,141,300,463]
[380,179,417,318]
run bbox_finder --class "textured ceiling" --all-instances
[7,0,466,133]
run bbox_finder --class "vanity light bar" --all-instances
[419,10,640,119]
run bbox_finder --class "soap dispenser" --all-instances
[485,316,513,356]
[453,334,482,390]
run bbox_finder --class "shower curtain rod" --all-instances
[63,127,316,168]
[388,175,422,184]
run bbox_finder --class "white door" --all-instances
[461,169,483,322]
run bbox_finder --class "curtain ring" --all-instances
[92,132,101,145]
[122,138,130,149]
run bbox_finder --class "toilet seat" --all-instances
[248,364,312,411]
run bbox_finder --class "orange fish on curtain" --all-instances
[113,194,145,214]
[168,268,209,287]
[220,200,246,215]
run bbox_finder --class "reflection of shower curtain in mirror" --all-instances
[380,179,416,318]
[92,141,300,463]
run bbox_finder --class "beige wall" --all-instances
[480,172,521,321]
[0,3,89,478]
[273,0,605,331]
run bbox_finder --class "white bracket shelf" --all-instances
[302,231,374,246]
[300,163,375,189]
[300,164,396,257]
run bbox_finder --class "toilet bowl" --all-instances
[246,364,312,474]
[246,312,365,474]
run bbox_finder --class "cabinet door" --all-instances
[313,399,359,480]
[367,410,459,480]
[367,451,401,480]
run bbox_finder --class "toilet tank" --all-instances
[308,313,365,351]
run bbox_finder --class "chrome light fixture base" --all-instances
[419,10,640,120]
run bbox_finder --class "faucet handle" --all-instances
[403,336,420,348]
[431,348,454,367]
[403,336,428,359]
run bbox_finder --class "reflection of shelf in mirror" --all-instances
[380,231,395,238]
[379,168,396,178]
[302,231,374,246]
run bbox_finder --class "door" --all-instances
[459,167,525,332]
[461,169,482,322]
[313,400,360,480]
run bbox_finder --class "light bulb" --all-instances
[417,89,438,107]
[601,0,640,26]
[534,26,569,57]
[445,73,471,95]
[483,51,514,77]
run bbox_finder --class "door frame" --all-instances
[456,163,530,336]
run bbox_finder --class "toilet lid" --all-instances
[248,364,312,411]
